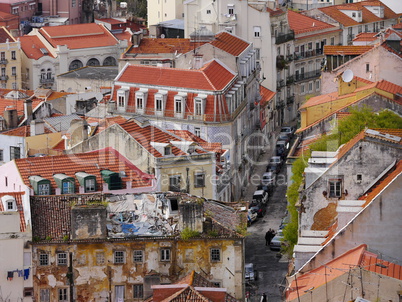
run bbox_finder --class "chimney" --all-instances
[132,31,143,47]
[178,199,204,233]
[3,108,18,129]
[30,119,45,136]
[24,99,33,123]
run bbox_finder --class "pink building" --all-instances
[38,0,82,25]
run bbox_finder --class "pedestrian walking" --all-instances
[265,230,270,246]
[260,292,267,302]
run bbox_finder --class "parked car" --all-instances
[275,140,289,159]
[270,229,284,251]
[247,209,258,226]
[279,214,290,229]
[245,263,258,281]
[266,163,280,174]
[249,202,266,217]
[269,156,283,171]
[280,126,295,138]
[277,133,290,144]
[256,184,270,193]
[252,190,269,204]
[261,172,276,186]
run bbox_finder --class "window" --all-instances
[301,84,305,94]
[12,67,16,76]
[1,67,5,76]
[255,48,260,60]
[352,12,356,17]
[46,68,52,79]
[118,95,124,107]
[160,248,171,261]
[96,252,105,265]
[366,63,370,72]
[115,285,125,301]
[194,127,201,137]
[133,284,144,299]
[57,253,67,266]
[194,98,203,115]
[329,179,342,197]
[358,25,362,33]
[7,200,14,210]
[58,288,68,301]
[0,52,5,61]
[254,26,261,37]
[85,178,96,192]
[62,181,74,194]
[155,97,163,112]
[133,250,143,262]
[169,175,181,192]
[212,282,221,287]
[12,82,17,90]
[40,69,46,79]
[308,82,313,92]
[12,7,18,14]
[72,0,76,7]
[365,25,369,32]
[210,248,221,262]
[164,146,171,156]
[24,287,33,297]
[114,251,125,264]
[40,289,50,302]
[330,37,335,46]
[136,96,143,110]
[175,98,182,114]
[38,184,50,195]
[308,42,312,50]
[10,146,20,160]
[315,80,320,91]
[194,172,205,188]
[357,174,362,182]
[0,149,3,161]
[39,253,49,266]
[11,51,16,60]
[206,9,211,14]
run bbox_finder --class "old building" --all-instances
[30,192,246,301]
[0,27,22,90]
[293,129,402,270]
[304,1,398,45]
[108,31,261,202]
[66,117,218,199]
[286,244,402,301]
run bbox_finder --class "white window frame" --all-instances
[315,80,320,91]
[194,172,205,188]
[154,91,167,116]
[329,179,342,198]
[39,253,49,266]
[308,82,313,93]
[194,127,201,137]
[160,248,171,261]
[58,288,68,302]
[114,250,125,264]
[133,284,144,299]
[117,87,129,109]
[62,181,74,194]
[40,289,50,302]
[133,250,143,262]
[169,175,181,192]
[210,248,221,262]
[85,178,96,192]
[57,252,67,266]
[96,252,105,265]
[174,94,186,118]
[115,285,125,301]
[253,26,261,38]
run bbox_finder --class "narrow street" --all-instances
[243,127,294,302]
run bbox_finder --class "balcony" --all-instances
[0,75,9,81]
[275,31,294,44]
[276,79,285,90]
[40,77,55,84]
[276,55,289,70]
[276,100,285,110]
[294,49,323,60]
[295,70,321,82]
[0,59,8,65]
[287,94,295,105]
[286,75,294,85]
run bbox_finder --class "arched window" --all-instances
[69,60,83,71]
[40,68,46,79]
[87,58,100,66]
[103,56,117,66]
[46,68,52,79]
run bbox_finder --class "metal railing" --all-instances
[275,31,294,44]
[0,75,9,81]
[295,70,321,82]
[40,77,55,84]
[294,49,323,60]
[0,59,8,65]
[277,79,285,90]
[287,95,295,105]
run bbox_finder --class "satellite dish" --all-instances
[160,34,165,39]
[342,69,354,83]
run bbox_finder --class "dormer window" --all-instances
[135,88,148,114]
[194,96,206,116]
[117,87,129,110]
[155,90,167,116]
[227,4,234,15]
[174,93,186,118]
[53,174,75,194]
[1,195,16,211]
[75,172,97,193]
[29,176,51,195]
[164,146,171,155]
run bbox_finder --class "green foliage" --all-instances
[63,235,69,242]
[180,228,200,241]
[208,230,219,237]
[283,106,402,254]
[33,236,41,242]
[45,236,52,241]
[236,223,249,236]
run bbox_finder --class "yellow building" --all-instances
[0,26,22,90]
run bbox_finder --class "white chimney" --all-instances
[30,119,45,136]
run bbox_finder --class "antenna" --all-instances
[341,69,354,83]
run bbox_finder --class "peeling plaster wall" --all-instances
[300,139,402,231]
[33,237,244,301]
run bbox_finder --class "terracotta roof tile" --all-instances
[353,32,378,42]
[0,192,26,232]
[260,85,276,106]
[210,31,250,56]
[39,23,119,50]
[87,115,128,135]
[169,130,223,153]
[116,60,235,91]
[14,147,153,194]
[125,38,204,55]
[1,125,52,137]
[0,27,14,43]
[288,10,336,35]
[324,45,373,55]
[19,35,55,60]
[319,1,398,27]
[114,30,133,45]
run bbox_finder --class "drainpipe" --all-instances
[186,167,190,193]
[68,253,74,302]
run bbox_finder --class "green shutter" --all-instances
[29,176,51,195]
[100,170,122,190]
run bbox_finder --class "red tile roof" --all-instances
[125,38,204,55]
[1,125,52,137]
[353,32,378,42]
[210,31,250,56]
[14,148,153,194]
[19,35,55,60]
[286,244,402,301]
[0,27,14,43]
[319,1,398,27]
[39,23,119,50]
[260,85,276,106]
[324,45,373,55]
[288,10,336,35]
[116,60,236,91]
[87,116,128,135]
[169,130,223,153]
[114,30,133,46]
[0,192,26,232]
